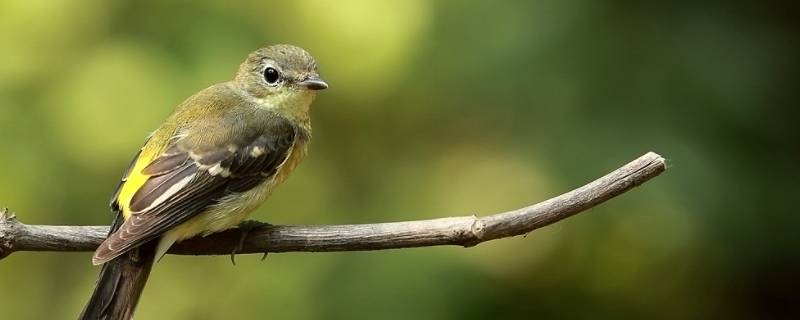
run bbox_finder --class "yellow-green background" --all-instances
[0,0,797,319]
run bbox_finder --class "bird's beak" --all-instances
[300,75,328,90]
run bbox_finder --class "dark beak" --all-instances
[300,76,328,90]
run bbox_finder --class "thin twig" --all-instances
[0,152,666,259]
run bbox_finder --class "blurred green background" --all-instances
[1,0,797,319]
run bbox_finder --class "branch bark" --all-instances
[0,152,666,260]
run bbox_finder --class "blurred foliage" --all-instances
[0,0,797,319]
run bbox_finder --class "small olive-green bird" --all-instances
[80,44,326,320]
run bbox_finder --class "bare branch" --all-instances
[0,152,666,259]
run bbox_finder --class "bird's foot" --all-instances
[230,220,270,266]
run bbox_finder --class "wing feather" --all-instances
[94,118,298,264]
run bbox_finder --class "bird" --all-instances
[80,44,327,320]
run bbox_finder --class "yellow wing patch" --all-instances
[117,149,158,219]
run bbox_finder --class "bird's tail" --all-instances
[80,215,157,320]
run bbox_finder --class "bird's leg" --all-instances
[230,220,269,265]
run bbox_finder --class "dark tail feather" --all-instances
[80,215,157,320]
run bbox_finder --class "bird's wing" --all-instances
[94,117,297,265]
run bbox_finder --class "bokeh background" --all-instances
[0,0,797,319]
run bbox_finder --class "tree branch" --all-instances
[0,152,666,260]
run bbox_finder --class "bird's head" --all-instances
[234,44,327,114]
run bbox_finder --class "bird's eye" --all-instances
[263,67,280,85]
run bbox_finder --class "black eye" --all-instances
[264,67,280,85]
